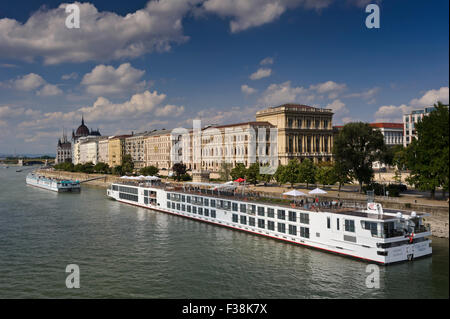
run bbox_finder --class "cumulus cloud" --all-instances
[326,99,348,115]
[0,1,197,65]
[250,68,272,80]
[61,72,78,80]
[81,63,147,95]
[258,81,308,106]
[260,57,274,65]
[410,87,449,107]
[373,87,449,122]
[36,84,63,97]
[202,0,333,33]
[13,73,46,91]
[344,87,379,100]
[241,84,257,95]
[309,81,347,99]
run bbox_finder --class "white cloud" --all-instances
[326,99,348,115]
[0,1,196,65]
[344,87,379,100]
[250,68,272,80]
[374,104,411,122]
[241,84,257,95]
[260,57,274,65]
[309,80,347,95]
[62,73,78,80]
[81,63,147,95]
[14,73,46,91]
[202,0,333,33]
[410,87,449,107]
[36,84,63,96]
[259,81,308,106]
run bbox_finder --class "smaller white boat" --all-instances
[26,173,81,192]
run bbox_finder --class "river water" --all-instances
[0,167,448,298]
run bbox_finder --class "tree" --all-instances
[122,154,134,174]
[280,159,301,188]
[140,166,159,176]
[230,163,247,180]
[333,122,386,192]
[172,163,187,181]
[332,161,351,194]
[298,158,316,189]
[246,163,260,185]
[112,165,123,176]
[273,165,285,185]
[259,163,273,185]
[94,162,110,174]
[315,163,335,188]
[218,161,232,181]
[404,102,449,199]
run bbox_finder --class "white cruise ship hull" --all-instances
[107,184,432,265]
[26,175,81,192]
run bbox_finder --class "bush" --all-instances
[363,183,404,197]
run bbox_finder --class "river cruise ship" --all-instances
[107,178,432,265]
[26,173,81,192]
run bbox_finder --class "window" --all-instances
[278,223,286,233]
[181,195,185,202]
[289,225,297,236]
[288,211,296,222]
[210,199,216,207]
[257,206,265,216]
[232,214,238,223]
[300,213,309,224]
[176,203,180,210]
[232,203,238,211]
[327,217,331,229]
[240,215,247,225]
[204,209,209,217]
[249,217,255,226]
[268,221,275,231]
[240,204,247,213]
[198,207,203,215]
[167,193,171,200]
[187,205,191,213]
[258,219,265,229]
[119,192,138,202]
[267,208,275,218]
[186,196,191,203]
[144,197,148,204]
[172,202,175,209]
[288,119,293,128]
[192,206,197,214]
[204,198,209,206]
[336,218,340,230]
[300,227,310,238]
[345,220,355,232]
[182,204,186,211]
[144,190,148,196]
[277,210,285,220]
[211,210,216,218]
[297,119,302,128]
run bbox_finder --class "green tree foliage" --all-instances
[54,162,75,172]
[246,163,260,185]
[333,122,386,192]
[218,161,232,181]
[315,163,336,188]
[172,163,187,181]
[93,162,110,174]
[230,163,247,180]
[258,163,273,185]
[273,165,285,184]
[280,159,301,188]
[112,165,123,176]
[298,158,316,189]
[404,102,449,198]
[122,154,134,174]
[140,166,159,176]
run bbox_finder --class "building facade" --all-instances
[55,131,72,164]
[403,106,436,147]
[369,123,403,146]
[144,129,173,170]
[98,138,109,164]
[71,116,101,164]
[125,132,151,170]
[108,135,131,167]
[255,104,334,164]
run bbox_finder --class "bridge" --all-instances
[0,158,55,166]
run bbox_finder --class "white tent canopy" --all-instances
[309,188,328,195]
[283,190,307,197]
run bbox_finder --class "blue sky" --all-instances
[0,0,448,154]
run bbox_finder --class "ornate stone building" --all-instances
[71,116,102,164]
[55,130,72,164]
[108,135,131,167]
[125,132,152,170]
[144,129,173,170]
[255,104,334,164]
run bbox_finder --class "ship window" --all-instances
[232,203,238,211]
[186,196,191,203]
[167,201,171,208]
[187,205,191,213]
[337,218,340,230]
[198,207,203,215]
[345,220,355,232]
[277,210,286,220]
[288,211,296,222]
[300,227,310,238]
[204,198,209,207]
[210,199,216,207]
[257,206,265,216]
[204,209,209,217]
[240,204,247,213]
[192,206,197,214]
[181,195,185,202]
[232,214,239,223]
[144,197,148,204]
[258,219,265,229]
[172,202,175,209]
[240,215,247,225]
[211,210,216,218]
[268,221,275,231]
[267,208,275,218]
[249,217,255,226]
[167,193,171,200]
[327,217,331,229]
[182,204,186,211]
[144,190,148,196]
[300,213,309,224]
[119,193,138,202]
[176,203,180,210]
[277,223,286,233]
[289,225,297,235]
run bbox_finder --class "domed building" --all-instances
[71,116,102,164]
[72,116,101,140]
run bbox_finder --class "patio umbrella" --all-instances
[283,190,307,197]
[234,178,246,183]
[308,188,327,195]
